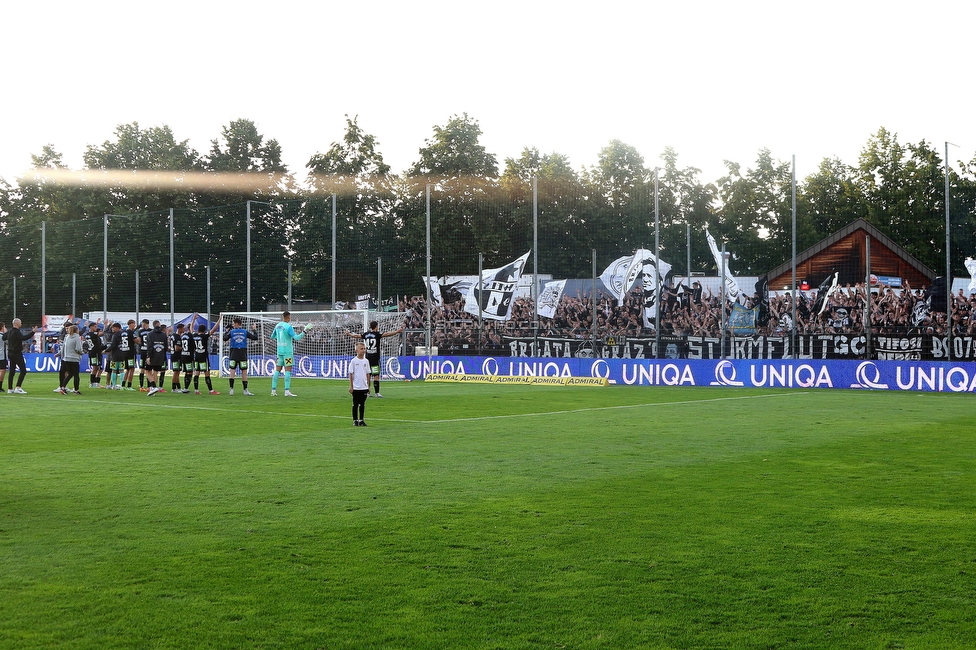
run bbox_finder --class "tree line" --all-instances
[1,115,975,322]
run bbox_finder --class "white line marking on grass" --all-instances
[378,391,811,424]
[18,391,807,425]
[17,396,353,420]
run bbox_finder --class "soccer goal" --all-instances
[216,309,409,378]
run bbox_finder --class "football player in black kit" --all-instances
[344,320,404,398]
[136,318,152,391]
[189,321,220,395]
[85,322,105,388]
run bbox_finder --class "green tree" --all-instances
[798,157,865,245]
[656,147,716,276]
[501,148,589,278]
[713,149,793,274]
[402,114,505,284]
[582,140,653,264]
[855,128,948,272]
[301,116,398,301]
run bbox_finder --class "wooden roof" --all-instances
[766,219,936,290]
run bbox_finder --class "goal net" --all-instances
[216,309,409,378]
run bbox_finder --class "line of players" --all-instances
[80,316,257,397]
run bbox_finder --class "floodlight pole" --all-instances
[72,273,76,317]
[377,256,382,312]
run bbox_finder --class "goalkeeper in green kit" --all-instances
[270,311,310,397]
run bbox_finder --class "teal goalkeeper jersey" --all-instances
[272,322,305,356]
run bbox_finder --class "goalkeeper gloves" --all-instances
[304,324,313,332]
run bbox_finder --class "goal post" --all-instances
[215,309,410,379]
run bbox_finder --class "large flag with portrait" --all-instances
[464,251,532,321]
[600,249,671,323]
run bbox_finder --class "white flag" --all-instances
[966,257,976,292]
[464,251,531,321]
[537,280,567,319]
[705,229,741,302]
[599,255,636,306]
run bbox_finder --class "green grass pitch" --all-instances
[1,373,974,649]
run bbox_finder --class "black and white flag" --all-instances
[705,229,741,302]
[537,279,567,319]
[812,272,839,316]
[464,251,531,321]
[424,277,474,308]
[755,276,770,327]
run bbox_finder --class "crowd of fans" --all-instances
[399,278,976,353]
[7,280,974,357]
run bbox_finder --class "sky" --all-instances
[3,0,975,188]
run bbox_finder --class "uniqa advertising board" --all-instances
[21,354,976,393]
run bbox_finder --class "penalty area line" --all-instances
[378,391,811,424]
[17,395,353,420]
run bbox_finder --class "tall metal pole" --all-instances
[865,235,872,359]
[331,193,337,307]
[41,221,46,333]
[287,260,293,311]
[945,141,952,335]
[591,250,597,344]
[478,252,483,353]
[376,256,382,312]
[12,277,16,320]
[720,242,726,360]
[103,214,108,325]
[477,252,483,353]
[425,184,432,351]
[654,170,661,358]
[532,176,539,356]
[791,155,797,358]
[246,201,252,313]
[72,273,76,317]
[206,265,211,325]
[135,270,140,324]
[686,223,691,286]
[169,208,175,327]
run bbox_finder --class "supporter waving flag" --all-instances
[812,272,840,316]
[464,251,531,321]
[537,280,566,319]
[705,229,741,303]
